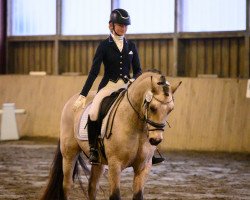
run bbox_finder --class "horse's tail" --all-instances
[40,140,66,200]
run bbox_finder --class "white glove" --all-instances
[73,95,86,111]
[129,78,135,83]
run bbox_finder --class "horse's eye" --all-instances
[150,106,157,113]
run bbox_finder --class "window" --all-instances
[62,0,111,35]
[116,0,175,34]
[8,0,247,36]
[9,0,56,36]
[179,0,246,32]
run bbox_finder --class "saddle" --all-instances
[97,88,125,123]
[77,88,126,141]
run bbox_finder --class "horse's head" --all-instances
[130,71,181,146]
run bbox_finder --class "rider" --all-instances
[73,8,164,165]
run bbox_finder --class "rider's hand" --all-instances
[73,95,86,111]
[129,78,135,83]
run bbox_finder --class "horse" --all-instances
[41,71,181,200]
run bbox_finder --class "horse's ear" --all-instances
[171,81,182,94]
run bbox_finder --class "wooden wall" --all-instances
[8,41,55,74]
[0,75,249,153]
[136,39,174,75]
[7,37,175,76]
[179,37,247,78]
[7,34,249,78]
[59,41,99,74]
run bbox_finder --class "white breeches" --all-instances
[89,79,126,121]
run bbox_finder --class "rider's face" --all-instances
[113,23,128,36]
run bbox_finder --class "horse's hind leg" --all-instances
[61,138,80,198]
[88,164,105,200]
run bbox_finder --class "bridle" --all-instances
[126,76,173,133]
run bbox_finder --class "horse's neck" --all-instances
[128,76,152,107]
[115,75,154,140]
[120,76,152,128]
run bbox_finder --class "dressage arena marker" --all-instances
[0,103,26,141]
[29,71,47,76]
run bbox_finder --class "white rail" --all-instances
[0,109,26,114]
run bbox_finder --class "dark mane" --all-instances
[137,69,169,96]
[163,84,170,96]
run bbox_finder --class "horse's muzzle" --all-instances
[149,138,162,146]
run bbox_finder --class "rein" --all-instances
[104,89,127,139]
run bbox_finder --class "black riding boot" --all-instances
[88,117,100,164]
[152,156,165,165]
[152,149,165,165]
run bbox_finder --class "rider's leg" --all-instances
[88,116,100,164]
[152,149,165,165]
[88,88,112,164]
[88,80,125,164]
[152,155,165,165]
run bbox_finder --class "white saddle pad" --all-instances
[77,103,110,141]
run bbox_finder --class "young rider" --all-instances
[73,9,164,165]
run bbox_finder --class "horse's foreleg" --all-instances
[88,164,105,200]
[132,163,152,200]
[108,163,122,200]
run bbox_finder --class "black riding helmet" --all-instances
[109,8,131,25]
